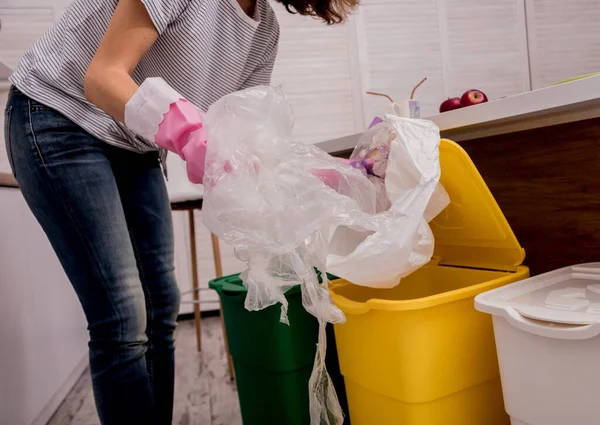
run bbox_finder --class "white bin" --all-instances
[475,263,600,425]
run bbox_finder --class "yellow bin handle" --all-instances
[331,293,372,315]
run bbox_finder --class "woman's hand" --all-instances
[84,0,158,122]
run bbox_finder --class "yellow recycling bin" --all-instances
[330,139,530,425]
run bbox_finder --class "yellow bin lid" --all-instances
[431,139,525,272]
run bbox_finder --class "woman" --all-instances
[3,0,355,423]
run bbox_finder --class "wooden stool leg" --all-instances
[210,234,223,277]
[210,234,235,380]
[189,210,202,352]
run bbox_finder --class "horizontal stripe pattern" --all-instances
[10,0,280,153]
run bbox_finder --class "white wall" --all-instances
[0,188,88,425]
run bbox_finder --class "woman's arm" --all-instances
[84,0,159,122]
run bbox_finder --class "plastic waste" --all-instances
[327,115,449,287]
[201,86,448,425]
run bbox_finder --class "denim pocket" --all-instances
[27,98,106,170]
[3,105,17,178]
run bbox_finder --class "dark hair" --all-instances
[277,0,358,24]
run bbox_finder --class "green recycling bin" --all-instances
[210,273,350,425]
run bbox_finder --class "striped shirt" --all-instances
[10,0,280,153]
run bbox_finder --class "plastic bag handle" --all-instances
[503,307,600,340]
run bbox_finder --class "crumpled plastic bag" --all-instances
[326,117,450,288]
[201,86,448,425]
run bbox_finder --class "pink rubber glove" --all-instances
[154,99,207,184]
[181,131,207,184]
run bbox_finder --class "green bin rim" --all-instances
[209,271,338,297]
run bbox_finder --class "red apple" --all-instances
[439,97,462,113]
[460,89,488,107]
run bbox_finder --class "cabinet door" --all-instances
[271,9,363,143]
[0,8,54,70]
[526,0,600,89]
[440,0,530,101]
[357,0,446,119]
[0,188,88,425]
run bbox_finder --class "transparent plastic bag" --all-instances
[201,86,448,425]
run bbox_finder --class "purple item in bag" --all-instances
[369,117,383,129]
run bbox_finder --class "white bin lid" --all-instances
[476,263,600,326]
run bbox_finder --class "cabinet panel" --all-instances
[0,188,88,425]
[526,0,600,89]
[441,0,530,101]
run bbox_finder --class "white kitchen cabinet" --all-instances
[526,0,600,89]
[0,188,88,425]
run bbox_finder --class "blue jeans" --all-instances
[4,87,180,425]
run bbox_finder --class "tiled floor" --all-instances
[47,318,242,425]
